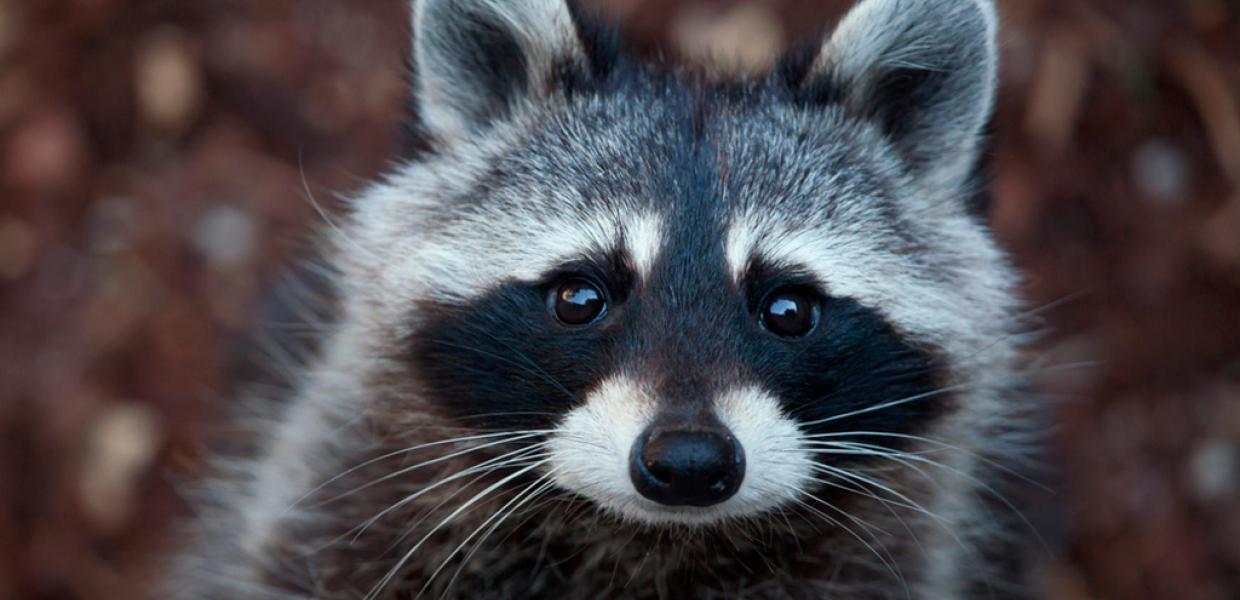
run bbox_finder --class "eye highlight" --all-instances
[548,279,608,326]
[760,288,820,338]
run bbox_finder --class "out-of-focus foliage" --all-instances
[0,1,1236,598]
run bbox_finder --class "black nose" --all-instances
[629,429,745,507]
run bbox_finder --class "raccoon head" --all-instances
[346,0,1014,531]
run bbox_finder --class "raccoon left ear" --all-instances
[412,0,589,140]
[797,0,998,189]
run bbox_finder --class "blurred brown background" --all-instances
[1,0,1238,598]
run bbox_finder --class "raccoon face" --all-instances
[351,0,1013,529]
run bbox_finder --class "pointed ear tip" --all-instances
[411,0,589,139]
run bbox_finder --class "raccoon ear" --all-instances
[799,0,998,189]
[412,0,588,140]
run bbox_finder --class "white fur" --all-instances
[547,378,813,527]
[625,213,664,280]
[714,386,816,515]
[724,217,757,284]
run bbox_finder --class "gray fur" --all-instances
[810,0,998,192]
[413,0,586,139]
[171,0,1036,598]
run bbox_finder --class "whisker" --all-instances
[778,486,909,597]
[429,471,560,599]
[365,461,547,600]
[430,334,582,406]
[313,435,548,510]
[802,430,1050,491]
[368,453,553,562]
[798,385,968,430]
[297,150,387,266]
[343,445,549,545]
[291,430,552,510]
[808,463,947,526]
[808,443,1050,553]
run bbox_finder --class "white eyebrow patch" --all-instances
[624,213,664,279]
[724,216,759,283]
[394,208,663,306]
[721,211,1003,359]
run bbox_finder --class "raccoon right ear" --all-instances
[794,0,998,191]
[412,0,590,141]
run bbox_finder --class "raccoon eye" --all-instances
[760,288,820,338]
[548,279,608,326]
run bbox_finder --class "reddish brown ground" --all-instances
[1,1,1237,598]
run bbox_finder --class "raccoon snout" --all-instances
[629,428,745,508]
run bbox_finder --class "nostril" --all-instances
[629,428,746,508]
[644,459,673,485]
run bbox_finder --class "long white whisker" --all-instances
[809,463,946,526]
[290,430,552,511]
[802,430,1050,490]
[316,433,548,507]
[809,443,1050,553]
[426,471,560,599]
[779,487,909,597]
[351,446,550,543]
[367,453,554,562]
[365,461,546,600]
[802,471,927,517]
[798,385,968,430]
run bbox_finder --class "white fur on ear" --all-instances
[811,0,998,190]
[412,0,586,140]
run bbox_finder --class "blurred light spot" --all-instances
[2,108,87,193]
[1190,439,1238,501]
[78,403,162,534]
[1132,139,1190,204]
[191,204,257,269]
[672,3,783,76]
[1025,30,1088,156]
[135,26,204,136]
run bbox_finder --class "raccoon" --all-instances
[175,0,1035,598]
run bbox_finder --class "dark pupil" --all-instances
[555,282,604,325]
[765,294,813,336]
